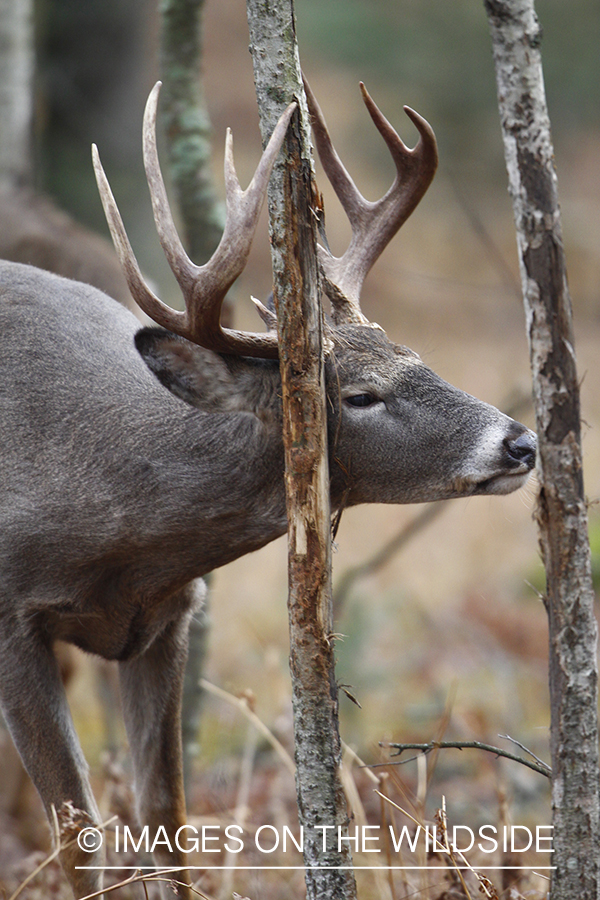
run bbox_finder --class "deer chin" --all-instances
[450,465,535,498]
[473,471,531,495]
[471,468,535,496]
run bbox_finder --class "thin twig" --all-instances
[8,807,63,900]
[376,792,497,899]
[200,678,295,775]
[340,746,394,900]
[498,733,552,773]
[220,721,258,900]
[78,871,207,900]
[436,798,473,899]
[376,740,550,779]
[8,810,119,900]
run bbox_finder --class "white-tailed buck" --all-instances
[0,82,536,898]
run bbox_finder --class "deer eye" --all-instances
[345,393,378,408]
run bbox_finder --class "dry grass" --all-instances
[2,690,553,899]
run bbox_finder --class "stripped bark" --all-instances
[246,2,357,898]
[484,2,600,897]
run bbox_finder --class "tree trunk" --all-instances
[484,2,600,897]
[246,3,357,898]
[159,0,224,265]
[159,0,227,797]
[0,0,34,189]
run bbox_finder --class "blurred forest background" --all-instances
[1,0,599,897]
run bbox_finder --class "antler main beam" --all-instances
[304,79,438,325]
[93,82,296,358]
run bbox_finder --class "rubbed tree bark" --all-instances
[246,3,357,899]
[484,2,600,897]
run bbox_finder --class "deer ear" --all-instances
[135,328,242,411]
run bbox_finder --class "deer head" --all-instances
[93,80,536,506]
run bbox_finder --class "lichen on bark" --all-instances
[159,0,224,265]
[484,1,599,897]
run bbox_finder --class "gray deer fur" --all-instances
[0,82,536,900]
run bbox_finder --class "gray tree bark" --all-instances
[159,0,227,796]
[159,0,224,265]
[0,0,34,189]
[246,3,357,898]
[484,2,600,897]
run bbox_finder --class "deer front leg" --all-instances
[118,588,200,900]
[0,623,104,898]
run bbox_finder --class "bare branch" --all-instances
[379,739,551,779]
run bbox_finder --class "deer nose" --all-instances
[505,429,537,469]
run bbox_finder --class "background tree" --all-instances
[484,1,600,897]
[0,0,34,189]
[158,0,226,797]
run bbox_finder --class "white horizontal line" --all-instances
[76,865,556,871]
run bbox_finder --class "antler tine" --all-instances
[93,142,183,333]
[143,83,296,357]
[95,82,296,358]
[142,82,199,297]
[303,78,365,230]
[195,100,297,347]
[304,78,438,324]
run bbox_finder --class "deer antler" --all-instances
[93,82,296,358]
[304,78,438,325]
